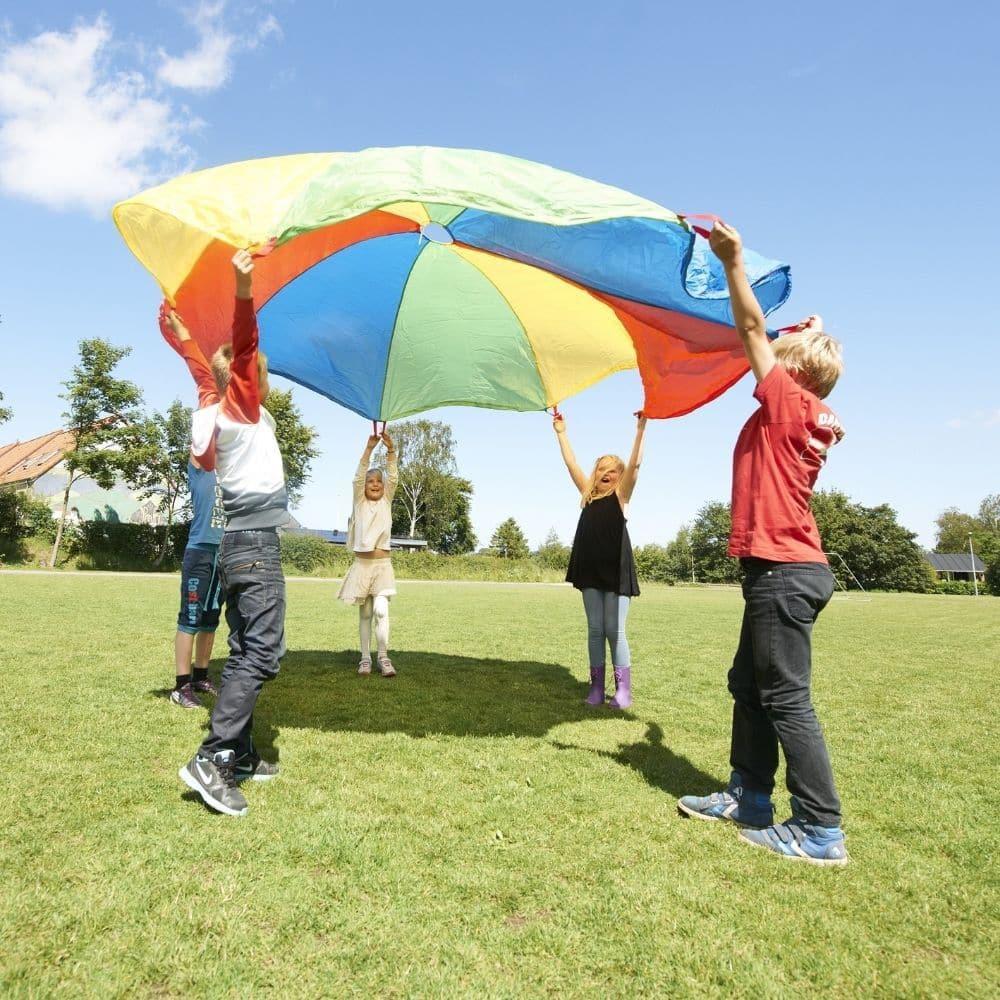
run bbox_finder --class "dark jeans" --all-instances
[199,529,286,761]
[727,559,842,827]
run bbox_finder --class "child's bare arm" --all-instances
[709,222,775,385]
[552,414,588,494]
[233,248,254,300]
[619,412,647,502]
[159,301,191,348]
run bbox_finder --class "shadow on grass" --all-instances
[210,649,716,798]
[253,648,606,742]
[551,721,719,799]
[154,650,718,798]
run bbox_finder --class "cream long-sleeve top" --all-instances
[346,452,399,552]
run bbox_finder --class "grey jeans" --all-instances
[199,529,286,760]
[727,559,842,827]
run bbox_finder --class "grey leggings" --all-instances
[581,588,631,667]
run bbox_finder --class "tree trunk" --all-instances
[153,515,173,568]
[154,505,174,567]
[50,479,73,567]
[407,485,421,538]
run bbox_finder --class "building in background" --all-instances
[924,551,985,584]
[0,427,166,526]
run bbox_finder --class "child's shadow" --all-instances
[551,721,719,799]
[253,648,608,745]
[241,650,718,798]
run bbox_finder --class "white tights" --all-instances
[358,594,390,660]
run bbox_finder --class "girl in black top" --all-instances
[554,411,647,708]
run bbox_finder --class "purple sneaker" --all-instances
[170,683,203,710]
[191,677,218,696]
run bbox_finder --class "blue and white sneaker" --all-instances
[677,772,774,829]
[739,799,848,866]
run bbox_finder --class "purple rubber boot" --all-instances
[585,665,606,706]
[608,666,632,709]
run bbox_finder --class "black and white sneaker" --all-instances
[235,755,280,783]
[179,750,248,816]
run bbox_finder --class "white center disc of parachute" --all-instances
[420,222,454,245]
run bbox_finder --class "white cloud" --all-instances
[157,2,282,92]
[0,18,193,215]
[0,5,280,215]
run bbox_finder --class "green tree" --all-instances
[935,495,1000,595]
[0,390,11,424]
[689,501,739,583]
[985,559,1000,597]
[125,401,193,564]
[934,508,982,552]
[978,494,1000,532]
[633,543,673,583]
[812,489,933,592]
[536,527,570,571]
[391,471,477,554]
[490,518,529,559]
[50,339,147,566]
[431,475,477,554]
[389,419,467,542]
[265,388,320,507]
[663,525,696,583]
[0,489,55,560]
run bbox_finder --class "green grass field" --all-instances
[2,573,997,998]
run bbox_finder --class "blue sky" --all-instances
[1,1,996,551]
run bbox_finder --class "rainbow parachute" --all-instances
[113,146,790,420]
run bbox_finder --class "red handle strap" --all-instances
[775,316,824,336]
[372,420,386,437]
[250,237,278,259]
[677,212,722,240]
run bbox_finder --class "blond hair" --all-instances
[581,454,625,507]
[771,331,843,399]
[210,345,268,395]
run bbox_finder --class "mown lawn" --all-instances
[2,572,997,998]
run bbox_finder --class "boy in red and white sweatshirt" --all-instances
[164,249,288,817]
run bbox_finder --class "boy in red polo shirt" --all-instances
[678,221,848,866]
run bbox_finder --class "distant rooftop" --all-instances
[0,428,75,488]
[924,552,985,573]
[286,527,427,549]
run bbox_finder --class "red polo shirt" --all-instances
[729,365,843,563]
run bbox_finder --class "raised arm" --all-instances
[353,434,380,501]
[224,249,262,422]
[381,429,399,500]
[552,413,589,494]
[709,221,774,385]
[618,412,647,502]
[158,303,218,407]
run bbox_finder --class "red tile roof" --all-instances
[0,428,76,487]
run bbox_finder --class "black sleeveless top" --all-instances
[566,492,640,596]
